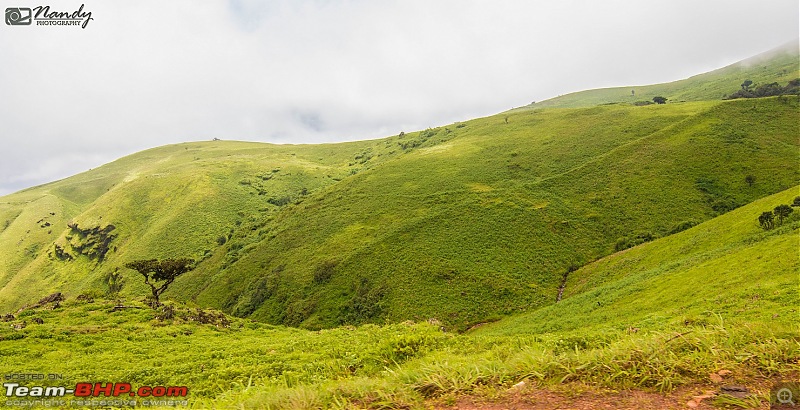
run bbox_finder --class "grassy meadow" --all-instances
[0,45,798,408]
[1,187,797,408]
[1,96,797,331]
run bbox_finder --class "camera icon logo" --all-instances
[5,8,32,25]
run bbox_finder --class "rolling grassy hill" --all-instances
[521,40,799,109]
[180,96,798,330]
[0,45,798,333]
[0,139,405,309]
[2,186,796,409]
[477,185,799,337]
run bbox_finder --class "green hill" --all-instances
[2,187,796,408]
[182,97,798,330]
[0,46,798,332]
[476,185,799,337]
[0,139,404,308]
[521,40,799,109]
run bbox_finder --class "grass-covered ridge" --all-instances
[0,138,409,309]
[522,40,799,109]
[180,97,798,330]
[477,185,800,336]
[0,96,798,331]
[2,187,797,408]
[0,44,798,332]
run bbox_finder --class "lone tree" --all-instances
[741,79,753,91]
[124,258,194,307]
[744,174,755,187]
[774,204,793,225]
[758,211,774,230]
[652,96,668,104]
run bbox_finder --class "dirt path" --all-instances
[431,379,785,410]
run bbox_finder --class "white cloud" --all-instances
[0,0,797,195]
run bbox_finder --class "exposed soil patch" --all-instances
[431,378,789,410]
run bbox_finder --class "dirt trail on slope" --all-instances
[431,379,787,410]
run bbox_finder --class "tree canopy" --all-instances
[652,96,667,104]
[124,258,194,307]
[773,204,793,225]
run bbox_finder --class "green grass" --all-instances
[0,138,409,310]
[0,96,797,331]
[475,186,800,336]
[1,187,797,408]
[1,40,798,410]
[0,46,798,334]
[521,40,799,109]
[181,97,798,330]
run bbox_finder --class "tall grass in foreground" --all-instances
[2,297,795,409]
[193,319,798,409]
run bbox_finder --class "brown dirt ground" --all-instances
[430,377,792,410]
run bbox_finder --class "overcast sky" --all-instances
[0,0,797,196]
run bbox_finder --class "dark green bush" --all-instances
[615,232,657,252]
[341,278,386,325]
[668,220,698,235]
[313,260,337,284]
[267,196,292,207]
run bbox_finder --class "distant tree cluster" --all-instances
[726,79,800,100]
[633,96,668,106]
[757,198,798,230]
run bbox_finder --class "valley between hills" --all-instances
[0,42,797,409]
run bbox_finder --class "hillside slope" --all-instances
[2,188,797,409]
[477,185,799,336]
[0,51,797,331]
[0,139,406,308]
[522,40,799,109]
[174,97,797,330]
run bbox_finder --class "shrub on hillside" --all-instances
[614,232,657,252]
[758,211,775,230]
[668,220,698,235]
[725,79,800,99]
[341,278,386,325]
[104,269,125,296]
[267,196,292,207]
[232,275,276,317]
[710,197,741,214]
[313,260,337,284]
